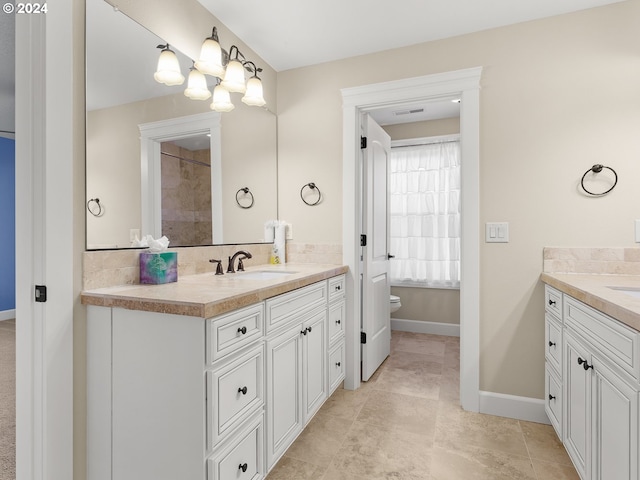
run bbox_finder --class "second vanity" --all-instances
[83,263,348,480]
[541,272,640,480]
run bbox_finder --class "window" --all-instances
[389,135,460,288]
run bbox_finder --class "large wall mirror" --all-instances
[85,0,278,249]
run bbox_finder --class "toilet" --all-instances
[390,294,402,314]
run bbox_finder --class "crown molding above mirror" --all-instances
[85,0,278,250]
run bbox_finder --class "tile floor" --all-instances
[266,330,579,480]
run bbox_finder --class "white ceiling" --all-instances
[195,0,625,72]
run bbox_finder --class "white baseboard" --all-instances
[479,390,550,424]
[391,318,460,337]
[0,309,16,321]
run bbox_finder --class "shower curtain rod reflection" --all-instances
[161,150,211,168]
[391,139,460,149]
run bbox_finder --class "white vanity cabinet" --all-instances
[544,286,640,480]
[544,285,564,438]
[87,272,346,480]
[327,275,346,394]
[264,283,328,469]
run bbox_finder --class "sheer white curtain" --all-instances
[389,138,461,288]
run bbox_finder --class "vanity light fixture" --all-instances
[241,62,266,107]
[221,46,247,93]
[153,44,185,86]
[184,64,212,100]
[210,80,235,112]
[194,27,226,78]
[155,28,267,111]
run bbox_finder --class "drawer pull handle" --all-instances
[237,326,247,335]
[336,319,341,325]
[336,362,341,367]
[548,299,556,306]
[238,386,248,395]
[239,463,248,473]
[548,341,556,347]
[548,394,556,401]
[577,357,594,371]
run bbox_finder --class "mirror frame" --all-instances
[139,111,223,244]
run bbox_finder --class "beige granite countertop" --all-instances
[541,272,640,332]
[81,263,348,318]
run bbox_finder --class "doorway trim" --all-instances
[139,111,223,243]
[341,67,482,412]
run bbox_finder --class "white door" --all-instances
[361,114,391,381]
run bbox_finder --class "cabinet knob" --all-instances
[548,394,556,401]
[577,357,594,371]
[301,329,307,336]
[336,362,341,367]
[548,341,556,347]
[238,386,248,395]
[307,326,312,333]
[548,299,556,306]
[237,326,247,335]
[335,319,341,325]
[238,463,248,473]
[335,285,341,291]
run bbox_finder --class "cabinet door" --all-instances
[591,356,639,480]
[266,325,303,469]
[564,332,591,480]
[303,310,327,422]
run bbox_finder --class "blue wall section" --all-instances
[0,138,15,311]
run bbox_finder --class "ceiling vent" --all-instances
[393,108,424,116]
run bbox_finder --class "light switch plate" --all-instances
[285,223,293,240]
[635,220,640,243]
[485,222,509,243]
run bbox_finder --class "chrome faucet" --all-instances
[227,250,252,273]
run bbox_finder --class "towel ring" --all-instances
[300,182,322,206]
[86,198,103,217]
[235,187,255,209]
[580,164,618,196]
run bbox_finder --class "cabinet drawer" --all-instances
[207,413,264,480]
[207,304,264,363]
[545,366,562,440]
[265,281,328,333]
[328,342,345,394]
[565,297,640,381]
[545,285,563,321]
[328,300,345,346]
[545,314,562,375]
[207,346,264,448]
[328,275,346,303]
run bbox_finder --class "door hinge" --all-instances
[361,136,367,149]
[35,285,47,303]
[361,332,367,344]
[360,234,367,246]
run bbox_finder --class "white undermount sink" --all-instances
[607,286,640,299]
[235,270,297,280]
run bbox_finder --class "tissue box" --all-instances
[140,252,178,284]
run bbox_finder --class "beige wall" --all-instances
[277,1,640,398]
[391,286,460,325]
[385,117,462,326]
